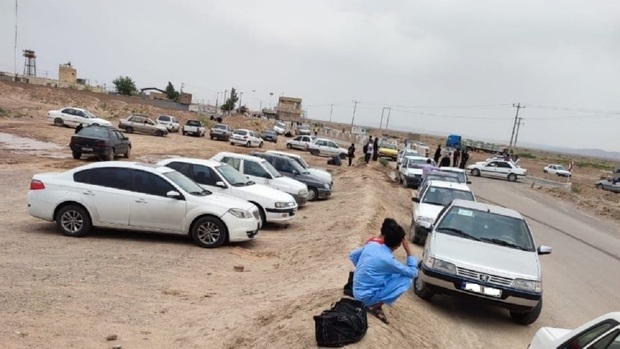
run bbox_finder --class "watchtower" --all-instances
[23,50,36,77]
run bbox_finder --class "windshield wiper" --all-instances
[479,238,528,251]
[437,227,480,241]
[423,201,445,206]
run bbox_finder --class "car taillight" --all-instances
[30,179,45,190]
[244,136,248,139]
[96,140,106,147]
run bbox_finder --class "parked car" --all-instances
[210,123,233,141]
[210,152,309,206]
[157,158,298,224]
[250,152,331,201]
[414,199,552,325]
[118,115,168,136]
[48,107,112,128]
[307,138,347,158]
[70,125,131,161]
[467,159,527,182]
[230,129,264,148]
[183,120,206,137]
[397,148,420,169]
[265,150,332,185]
[413,141,431,157]
[543,164,571,177]
[378,143,399,160]
[528,312,620,348]
[273,122,287,135]
[410,181,476,245]
[595,178,620,193]
[417,171,462,192]
[297,125,312,136]
[156,115,180,133]
[286,135,317,151]
[261,129,278,143]
[26,161,261,248]
[398,156,436,188]
[436,167,471,184]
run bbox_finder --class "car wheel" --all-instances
[155,130,164,137]
[287,144,292,149]
[54,118,64,127]
[402,178,408,188]
[259,142,263,148]
[471,168,481,177]
[126,127,134,133]
[210,136,214,140]
[308,187,318,201]
[507,173,517,182]
[246,141,251,148]
[413,274,434,300]
[182,131,187,136]
[596,184,603,189]
[543,170,548,174]
[56,204,91,237]
[191,216,228,248]
[310,149,319,156]
[409,221,420,243]
[252,203,267,226]
[124,146,131,158]
[510,299,542,325]
[106,148,115,161]
[72,152,81,160]
[230,141,235,146]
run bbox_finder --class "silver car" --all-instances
[595,179,620,193]
[414,199,552,325]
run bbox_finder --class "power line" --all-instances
[508,103,525,151]
[350,100,360,128]
[514,117,525,149]
[389,108,511,120]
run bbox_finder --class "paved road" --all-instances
[467,176,620,342]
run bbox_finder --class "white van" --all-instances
[273,122,287,135]
[211,152,309,206]
[265,150,332,185]
[157,158,298,224]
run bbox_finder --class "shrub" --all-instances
[518,152,537,159]
[574,161,614,171]
[379,158,389,167]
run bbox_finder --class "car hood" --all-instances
[307,168,332,182]
[380,148,398,154]
[417,203,445,220]
[403,168,423,175]
[272,176,307,192]
[154,125,168,131]
[193,192,257,212]
[236,183,296,203]
[288,172,327,186]
[431,232,540,280]
[536,327,572,344]
[91,118,112,125]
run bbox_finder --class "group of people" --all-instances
[433,144,470,169]
[347,135,380,167]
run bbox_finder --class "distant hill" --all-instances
[517,143,620,161]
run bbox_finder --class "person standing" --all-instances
[75,123,84,134]
[372,137,379,161]
[349,218,419,324]
[365,142,374,165]
[422,158,437,180]
[459,150,470,169]
[433,145,442,164]
[439,153,451,167]
[348,143,356,167]
[452,149,460,168]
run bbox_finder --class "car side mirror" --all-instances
[411,197,420,203]
[215,181,227,188]
[537,245,552,255]
[166,190,183,199]
[467,180,471,184]
[292,169,299,175]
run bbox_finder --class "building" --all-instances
[59,63,77,83]
[178,92,193,105]
[276,96,303,121]
[351,126,369,135]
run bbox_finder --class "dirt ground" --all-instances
[0,82,618,348]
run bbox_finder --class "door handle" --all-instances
[82,191,95,196]
[135,199,147,204]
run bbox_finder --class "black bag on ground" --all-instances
[314,297,368,347]
[343,271,354,297]
[327,156,342,166]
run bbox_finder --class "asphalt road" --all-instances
[465,176,620,344]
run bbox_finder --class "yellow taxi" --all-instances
[378,143,399,160]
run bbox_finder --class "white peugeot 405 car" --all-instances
[26,161,262,248]
[414,199,552,325]
[528,312,620,348]
[157,157,298,225]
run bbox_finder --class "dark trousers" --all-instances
[364,153,371,163]
[348,156,353,166]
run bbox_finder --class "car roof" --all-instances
[266,150,300,159]
[426,180,472,191]
[437,167,466,173]
[429,170,460,177]
[158,157,223,168]
[234,129,251,132]
[451,199,523,219]
[404,155,431,161]
[213,152,266,162]
[68,161,173,173]
[251,152,290,161]
[63,107,88,112]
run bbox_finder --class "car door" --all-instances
[497,161,513,178]
[314,140,327,155]
[63,108,79,127]
[128,169,188,233]
[72,167,132,227]
[242,160,273,185]
[111,130,128,154]
[482,161,499,177]
[324,141,340,156]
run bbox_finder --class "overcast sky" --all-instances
[1,0,619,150]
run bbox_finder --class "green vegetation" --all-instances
[221,88,239,112]
[0,107,7,117]
[518,152,537,159]
[379,158,390,167]
[165,82,180,101]
[571,184,581,194]
[112,76,138,96]
[574,161,614,171]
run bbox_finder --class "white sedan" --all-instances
[26,161,262,248]
[157,157,298,224]
[307,138,347,158]
[230,129,264,148]
[286,135,317,151]
[48,107,112,128]
[528,312,620,348]
[543,164,572,177]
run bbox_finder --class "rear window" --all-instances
[158,115,171,122]
[186,120,202,126]
[78,127,109,139]
[234,130,248,135]
[214,124,227,130]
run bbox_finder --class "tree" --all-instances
[164,81,179,101]
[112,76,138,96]
[221,88,239,112]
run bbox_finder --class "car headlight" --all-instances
[323,183,330,189]
[512,278,542,293]
[228,208,253,219]
[423,255,434,268]
[416,216,434,228]
[432,258,457,274]
[298,189,307,195]
[274,202,294,208]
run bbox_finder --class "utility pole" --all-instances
[223,90,228,115]
[379,107,386,130]
[513,117,525,149]
[509,103,525,151]
[350,100,360,129]
[214,92,220,114]
[239,91,244,113]
[329,104,334,122]
[385,107,392,130]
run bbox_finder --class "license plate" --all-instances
[463,283,502,297]
[82,147,93,151]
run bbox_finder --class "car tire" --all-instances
[471,168,481,177]
[54,118,64,127]
[310,149,319,156]
[230,142,235,146]
[402,178,408,188]
[210,135,214,140]
[286,144,292,149]
[259,142,263,148]
[246,141,251,148]
[543,170,548,174]
[510,299,542,325]
[56,204,92,237]
[413,274,434,300]
[308,187,318,201]
[191,216,228,248]
[507,173,517,182]
[251,203,267,226]
[126,127,134,133]
[72,152,81,160]
[124,146,131,158]
[155,130,164,137]
[596,184,603,189]
[182,131,187,136]
[105,148,115,161]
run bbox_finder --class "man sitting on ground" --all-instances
[348,218,419,324]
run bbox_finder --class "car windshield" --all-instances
[435,207,535,251]
[83,110,97,119]
[276,123,285,128]
[555,165,565,170]
[216,164,252,187]
[381,144,397,150]
[233,130,247,136]
[163,170,210,196]
[78,127,108,138]
[422,187,474,206]
[187,120,201,126]
[263,130,276,135]
[287,158,310,174]
[214,124,226,130]
[408,159,431,168]
[159,115,170,121]
[262,160,282,178]
[404,151,419,157]
[294,156,310,169]
[425,175,460,184]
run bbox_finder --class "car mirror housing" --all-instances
[292,170,299,175]
[166,190,183,199]
[537,245,552,255]
[411,197,420,203]
[466,180,472,184]
[215,181,227,188]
